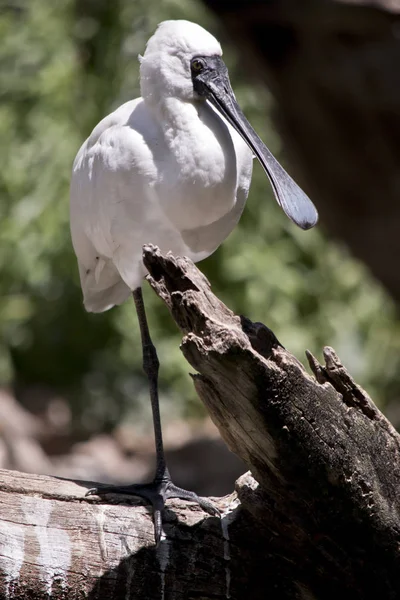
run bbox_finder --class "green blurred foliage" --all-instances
[1,0,400,435]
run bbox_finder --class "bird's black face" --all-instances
[191,55,318,231]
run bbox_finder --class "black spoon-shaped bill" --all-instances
[193,56,318,230]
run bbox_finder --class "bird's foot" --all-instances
[85,478,220,546]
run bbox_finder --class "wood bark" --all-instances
[202,0,400,303]
[1,245,400,599]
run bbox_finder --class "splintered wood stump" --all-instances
[1,246,400,599]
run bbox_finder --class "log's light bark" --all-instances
[202,0,400,304]
[1,247,400,599]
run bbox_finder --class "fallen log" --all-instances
[0,246,399,599]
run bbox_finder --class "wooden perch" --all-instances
[1,246,400,599]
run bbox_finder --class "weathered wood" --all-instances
[143,246,400,599]
[203,0,400,303]
[0,469,248,600]
[1,246,400,599]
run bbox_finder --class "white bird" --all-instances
[70,20,318,545]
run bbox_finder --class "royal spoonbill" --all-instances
[70,19,318,545]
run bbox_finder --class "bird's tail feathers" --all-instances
[78,260,131,313]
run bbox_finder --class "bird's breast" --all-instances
[156,100,239,231]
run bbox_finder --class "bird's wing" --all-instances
[70,98,160,303]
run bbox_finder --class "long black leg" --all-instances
[86,285,220,546]
[132,287,168,480]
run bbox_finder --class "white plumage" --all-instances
[70,20,317,545]
[70,20,253,313]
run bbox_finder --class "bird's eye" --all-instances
[191,58,206,73]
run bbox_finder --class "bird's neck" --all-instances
[151,96,201,137]
[145,96,238,231]
[150,96,232,164]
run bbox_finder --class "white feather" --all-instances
[70,20,253,312]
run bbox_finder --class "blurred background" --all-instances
[1,0,400,496]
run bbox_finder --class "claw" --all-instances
[84,478,219,545]
[153,507,164,547]
[199,499,221,517]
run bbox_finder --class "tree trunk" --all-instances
[202,0,400,303]
[1,246,400,599]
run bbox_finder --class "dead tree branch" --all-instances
[0,246,399,599]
